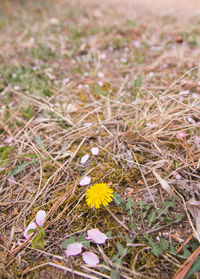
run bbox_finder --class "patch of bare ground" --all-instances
[0,0,200,278]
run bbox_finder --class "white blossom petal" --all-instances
[176,131,186,139]
[97,72,104,78]
[79,176,91,186]
[194,135,200,145]
[91,147,99,156]
[173,171,182,180]
[187,117,196,124]
[82,251,99,266]
[82,122,92,127]
[86,229,107,244]
[179,90,189,95]
[81,154,90,164]
[4,136,13,144]
[65,243,83,257]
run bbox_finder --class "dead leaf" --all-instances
[186,197,200,239]
[12,208,18,216]
[169,179,200,200]
[65,104,77,113]
[137,180,144,185]
[152,169,182,206]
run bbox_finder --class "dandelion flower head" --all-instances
[86,183,114,209]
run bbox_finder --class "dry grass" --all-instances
[1,0,200,278]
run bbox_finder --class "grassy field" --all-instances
[1,0,200,278]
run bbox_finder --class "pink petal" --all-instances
[36,210,46,227]
[65,243,83,257]
[91,147,99,156]
[82,122,92,127]
[98,72,104,78]
[176,131,186,139]
[82,251,99,266]
[79,176,91,186]
[187,117,196,124]
[173,171,182,180]
[4,136,13,144]
[86,229,107,244]
[23,222,37,239]
[179,90,189,96]
[8,176,16,184]
[81,154,89,164]
[194,135,200,145]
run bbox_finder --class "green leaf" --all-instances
[126,198,134,210]
[162,199,176,209]
[125,236,131,244]
[151,242,162,257]
[77,233,86,242]
[76,233,90,248]
[60,235,90,249]
[173,213,183,223]
[31,228,45,250]
[126,198,135,216]
[112,254,121,264]
[110,269,121,279]
[148,211,156,228]
[160,237,169,251]
[113,193,125,206]
[9,161,32,176]
[0,145,14,166]
[0,145,12,152]
[134,74,142,88]
[184,256,200,279]
[82,241,90,248]
[176,246,191,259]
[106,231,112,238]
[95,85,109,96]
[117,242,125,256]
[27,228,36,236]
[148,237,162,257]
[137,200,147,210]
[0,145,13,160]
[35,135,45,151]
[60,236,75,249]
[130,223,137,229]
[169,243,176,255]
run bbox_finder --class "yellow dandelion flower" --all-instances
[86,183,114,209]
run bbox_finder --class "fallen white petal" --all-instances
[82,251,99,266]
[100,53,106,59]
[4,136,13,144]
[173,171,182,180]
[179,90,189,95]
[81,154,89,164]
[98,81,103,87]
[49,17,59,25]
[98,72,104,78]
[82,122,92,127]
[62,78,70,86]
[14,85,20,91]
[194,135,200,145]
[65,243,83,257]
[91,147,99,156]
[176,131,186,139]
[187,117,196,124]
[8,176,16,184]
[86,228,107,244]
[79,176,91,186]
